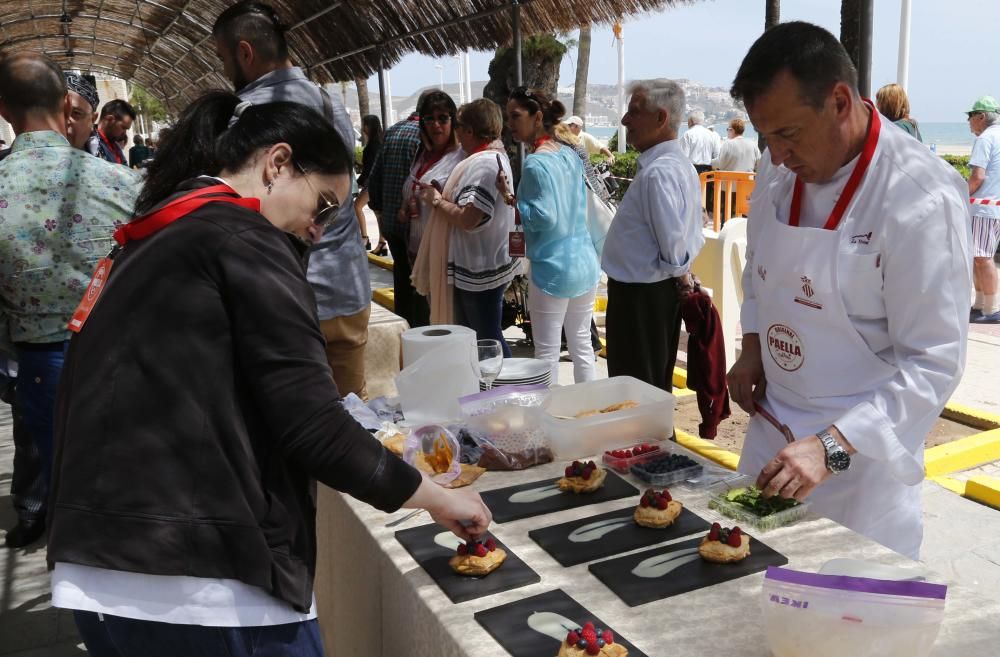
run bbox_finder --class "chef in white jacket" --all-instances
[726,22,972,559]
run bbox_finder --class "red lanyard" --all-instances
[788,101,881,230]
[113,184,260,246]
[98,130,124,165]
[414,149,446,182]
[532,134,551,151]
[72,184,260,333]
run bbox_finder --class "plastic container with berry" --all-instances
[559,622,627,657]
[601,442,663,474]
[629,450,703,486]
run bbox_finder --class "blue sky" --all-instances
[368,0,989,123]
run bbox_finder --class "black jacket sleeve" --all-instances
[217,226,421,512]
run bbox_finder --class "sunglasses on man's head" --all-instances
[422,113,452,125]
[294,161,340,227]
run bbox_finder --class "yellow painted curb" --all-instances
[966,476,1000,510]
[941,402,1000,432]
[673,387,697,399]
[367,253,394,271]
[672,366,688,390]
[675,428,740,471]
[928,475,966,496]
[372,287,395,312]
[924,428,1000,478]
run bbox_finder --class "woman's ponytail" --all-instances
[134,91,240,216]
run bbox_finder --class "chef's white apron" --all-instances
[738,168,924,559]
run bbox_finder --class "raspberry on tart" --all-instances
[698,523,751,563]
[448,535,507,576]
[633,488,683,528]
[557,460,607,493]
[556,622,628,657]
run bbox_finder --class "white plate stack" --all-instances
[479,357,551,390]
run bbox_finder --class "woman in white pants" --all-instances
[499,87,600,384]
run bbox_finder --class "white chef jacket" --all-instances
[739,114,972,555]
[680,124,721,166]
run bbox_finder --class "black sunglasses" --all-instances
[294,161,340,227]
[422,113,452,125]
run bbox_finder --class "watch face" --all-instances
[828,450,851,472]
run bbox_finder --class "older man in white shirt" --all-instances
[679,110,721,173]
[727,22,971,559]
[602,79,705,391]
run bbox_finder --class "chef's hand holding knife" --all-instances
[727,334,856,503]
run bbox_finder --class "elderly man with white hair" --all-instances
[680,109,721,173]
[602,79,705,391]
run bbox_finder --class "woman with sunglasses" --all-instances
[46,92,491,656]
[401,91,465,268]
[500,88,600,385]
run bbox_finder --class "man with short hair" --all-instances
[564,115,615,162]
[94,99,135,165]
[0,53,140,548]
[366,93,433,329]
[128,134,152,169]
[726,22,971,558]
[213,0,372,397]
[679,110,721,174]
[967,95,1000,323]
[602,79,704,391]
[64,73,99,152]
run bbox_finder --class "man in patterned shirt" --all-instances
[367,92,431,328]
[0,53,141,547]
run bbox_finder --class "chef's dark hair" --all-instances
[213,0,288,63]
[134,90,351,216]
[730,21,858,110]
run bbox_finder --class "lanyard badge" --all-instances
[68,248,119,333]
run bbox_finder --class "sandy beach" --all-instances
[938,144,972,157]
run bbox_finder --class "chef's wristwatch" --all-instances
[818,429,851,474]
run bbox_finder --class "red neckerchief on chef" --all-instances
[97,130,125,165]
[788,100,881,230]
[68,184,260,333]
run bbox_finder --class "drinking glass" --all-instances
[477,339,504,390]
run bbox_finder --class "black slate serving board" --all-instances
[395,522,540,603]
[481,470,639,523]
[588,534,788,606]
[475,589,649,657]
[529,506,712,566]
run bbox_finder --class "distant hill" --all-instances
[333,79,746,127]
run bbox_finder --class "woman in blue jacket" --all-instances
[500,88,600,384]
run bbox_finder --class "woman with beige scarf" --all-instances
[413,99,519,355]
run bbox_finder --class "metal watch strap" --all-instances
[818,429,847,474]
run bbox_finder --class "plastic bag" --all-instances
[761,566,947,657]
[403,424,462,485]
[457,386,553,471]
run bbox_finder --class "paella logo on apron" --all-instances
[767,324,804,371]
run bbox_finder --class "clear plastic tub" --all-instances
[707,475,810,531]
[542,376,674,460]
[601,442,665,474]
[629,447,704,486]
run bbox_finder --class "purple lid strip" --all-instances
[765,566,947,600]
[458,385,548,405]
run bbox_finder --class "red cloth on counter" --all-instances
[679,288,731,439]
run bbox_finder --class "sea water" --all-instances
[589,122,974,153]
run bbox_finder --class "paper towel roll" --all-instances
[401,325,478,368]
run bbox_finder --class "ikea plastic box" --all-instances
[542,376,674,460]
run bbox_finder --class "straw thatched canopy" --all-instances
[0,0,695,112]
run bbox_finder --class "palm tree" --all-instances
[572,24,592,118]
[759,1,780,152]
[355,76,370,121]
[840,0,861,72]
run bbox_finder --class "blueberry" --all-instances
[598,638,606,648]
[577,639,588,649]
[596,628,603,636]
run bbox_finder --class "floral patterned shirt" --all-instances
[0,131,141,343]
